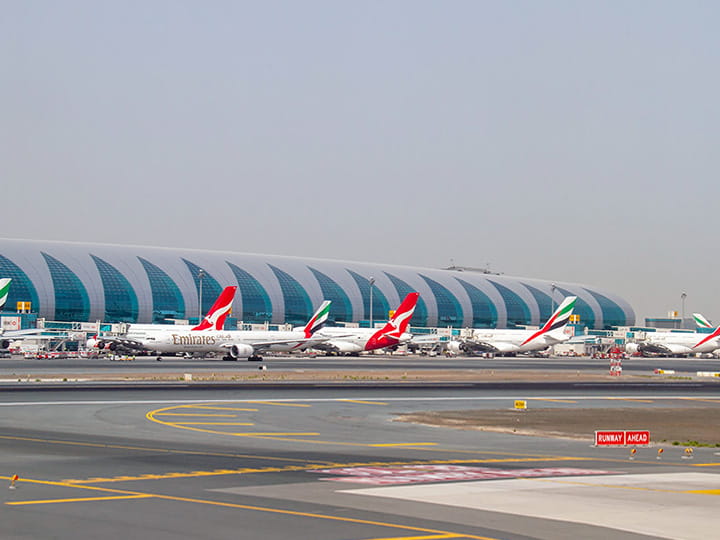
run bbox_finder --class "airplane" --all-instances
[90,286,238,351]
[309,293,420,355]
[0,278,64,349]
[625,324,720,356]
[125,300,332,361]
[445,296,577,356]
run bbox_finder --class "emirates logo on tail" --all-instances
[303,300,332,338]
[521,296,577,346]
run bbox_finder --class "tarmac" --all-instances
[0,358,718,539]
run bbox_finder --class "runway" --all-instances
[3,353,720,376]
[1,383,718,539]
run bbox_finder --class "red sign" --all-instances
[595,430,626,445]
[625,430,650,445]
[595,430,650,446]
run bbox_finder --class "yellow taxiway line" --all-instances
[2,475,500,540]
[338,399,389,405]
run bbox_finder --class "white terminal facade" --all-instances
[0,238,635,330]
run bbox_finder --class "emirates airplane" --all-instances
[127,300,332,361]
[91,286,238,351]
[446,296,577,355]
[626,324,720,356]
[310,292,420,355]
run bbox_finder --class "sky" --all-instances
[1,1,719,324]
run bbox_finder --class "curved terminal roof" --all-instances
[0,239,635,329]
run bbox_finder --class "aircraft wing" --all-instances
[461,340,514,354]
[219,336,330,352]
[92,336,147,352]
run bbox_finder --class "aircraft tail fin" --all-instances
[303,300,332,337]
[375,292,420,338]
[693,313,713,329]
[192,286,238,331]
[521,296,577,346]
[0,278,11,310]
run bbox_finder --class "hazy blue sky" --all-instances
[2,1,718,323]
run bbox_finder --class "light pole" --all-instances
[369,277,375,329]
[681,292,687,327]
[197,269,206,323]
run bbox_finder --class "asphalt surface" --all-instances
[3,353,720,375]
[0,382,718,540]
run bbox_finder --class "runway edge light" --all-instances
[9,474,18,489]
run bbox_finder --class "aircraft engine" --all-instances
[445,341,463,355]
[625,343,639,355]
[330,341,363,354]
[230,343,255,359]
[0,339,10,349]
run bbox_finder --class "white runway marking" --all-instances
[342,472,720,540]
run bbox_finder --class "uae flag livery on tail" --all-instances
[0,278,11,309]
[520,296,577,347]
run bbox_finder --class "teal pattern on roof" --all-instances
[138,257,185,322]
[0,254,39,312]
[557,287,595,328]
[523,284,554,321]
[227,262,272,323]
[455,278,497,328]
[182,259,222,319]
[41,252,90,322]
[488,280,530,327]
[347,269,389,325]
[308,267,352,323]
[268,264,312,326]
[420,274,463,327]
[583,288,625,329]
[384,272,427,326]
[90,255,138,323]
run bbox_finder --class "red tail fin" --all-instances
[379,292,420,337]
[192,286,237,331]
[364,293,420,351]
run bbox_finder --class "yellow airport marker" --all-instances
[514,400,527,410]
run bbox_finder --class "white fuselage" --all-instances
[638,331,720,355]
[128,328,313,356]
[310,327,411,354]
[465,327,570,354]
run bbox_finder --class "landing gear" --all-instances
[222,355,237,361]
[247,355,263,362]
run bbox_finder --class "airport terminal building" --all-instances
[0,238,634,329]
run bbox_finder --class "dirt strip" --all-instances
[0,369,709,383]
[395,407,720,446]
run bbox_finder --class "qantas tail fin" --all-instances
[521,296,577,346]
[693,313,713,329]
[192,286,237,331]
[376,292,420,339]
[0,278,11,309]
[302,300,332,337]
